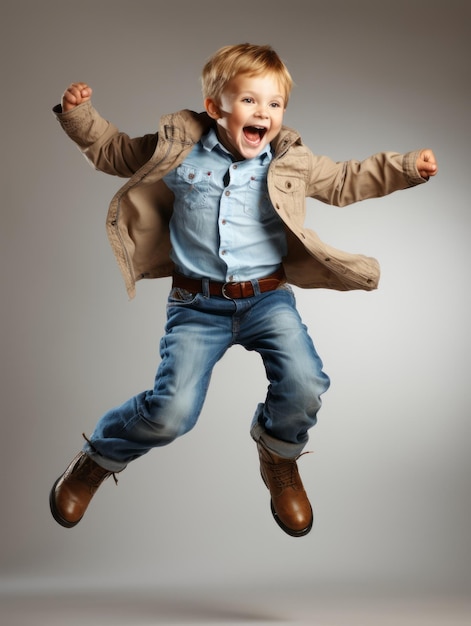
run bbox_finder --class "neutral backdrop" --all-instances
[1,0,470,621]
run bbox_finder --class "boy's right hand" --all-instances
[62,82,92,112]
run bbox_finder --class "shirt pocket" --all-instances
[175,164,212,210]
[244,176,273,219]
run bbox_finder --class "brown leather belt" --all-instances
[172,268,286,299]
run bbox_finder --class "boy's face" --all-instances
[205,72,286,161]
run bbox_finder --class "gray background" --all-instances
[1,0,470,623]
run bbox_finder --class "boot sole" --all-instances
[49,477,83,529]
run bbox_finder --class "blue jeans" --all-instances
[84,283,330,472]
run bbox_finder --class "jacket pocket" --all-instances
[271,175,305,214]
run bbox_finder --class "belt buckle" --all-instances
[221,282,236,299]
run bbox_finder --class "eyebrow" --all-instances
[239,90,285,100]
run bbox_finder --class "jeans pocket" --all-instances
[167,287,200,306]
[276,282,293,294]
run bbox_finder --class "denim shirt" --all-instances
[163,128,287,282]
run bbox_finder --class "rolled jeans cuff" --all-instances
[82,441,128,473]
[250,421,307,459]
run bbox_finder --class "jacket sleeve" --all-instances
[52,101,158,178]
[306,150,427,206]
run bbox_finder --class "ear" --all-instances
[204,97,221,120]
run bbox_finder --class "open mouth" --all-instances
[243,126,267,144]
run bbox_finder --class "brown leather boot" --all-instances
[49,452,117,528]
[256,441,313,537]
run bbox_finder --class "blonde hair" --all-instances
[201,43,294,106]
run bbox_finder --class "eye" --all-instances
[270,101,283,109]
[242,97,254,104]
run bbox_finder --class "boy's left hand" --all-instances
[417,149,438,179]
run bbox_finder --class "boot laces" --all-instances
[270,459,297,488]
[269,451,312,488]
[79,433,119,486]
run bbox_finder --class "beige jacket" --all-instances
[54,102,427,298]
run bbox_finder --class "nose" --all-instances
[255,106,269,119]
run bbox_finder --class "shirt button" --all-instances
[221,219,227,225]
[221,250,227,255]
[225,190,230,196]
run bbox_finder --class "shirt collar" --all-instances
[202,127,272,163]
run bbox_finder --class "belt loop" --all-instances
[202,277,210,298]
[251,278,261,296]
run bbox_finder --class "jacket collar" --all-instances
[161,110,301,158]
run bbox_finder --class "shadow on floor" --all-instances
[0,588,286,626]
[2,585,471,626]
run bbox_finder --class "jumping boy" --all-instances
[49,43,437,537]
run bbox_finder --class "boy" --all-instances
[49,43,437,537]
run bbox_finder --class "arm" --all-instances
[306,149,438,207]
[53,83,158,178]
